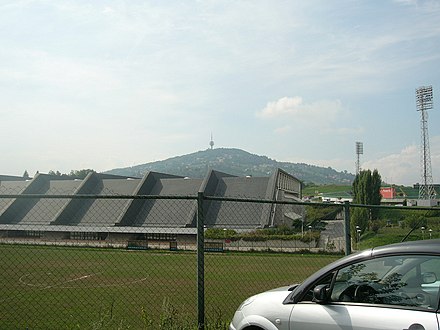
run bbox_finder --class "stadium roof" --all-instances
[0,169,302,232]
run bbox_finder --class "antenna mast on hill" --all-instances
[355,141,363,175]
[209,133,214,150]
[416,85,436,203]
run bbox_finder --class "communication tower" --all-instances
[355,141,363,175]
[209,133,214,150]
[416,86,436,203]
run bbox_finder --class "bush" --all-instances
[141,298,228,330]
[405,214,427,229]
[204,228,238,240]
[205,225,321,243]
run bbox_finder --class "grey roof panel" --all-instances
[0,181,30,214]
[0,180,30,193]
[206,177,272,229]
[218,177,269,198]
[205,200,269,229]
[0,175,28,181]
[100,179,142,195]
[152,178,203,195]
[132,199,197,227]
[129,178,201,227]
[17,180,83,225]
[68,179,141,226]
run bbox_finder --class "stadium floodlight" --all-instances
[355,141,363,175]
[416,85,436,202]
[416,86,433,112]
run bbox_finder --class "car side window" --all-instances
[329,255,440,310]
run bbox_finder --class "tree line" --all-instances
[22,169,95,180]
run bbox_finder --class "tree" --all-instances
[48,170,62,176]
[351,169,382,234]
[352,169,382,207]
[43,169,96,179]
[69,169,95,179]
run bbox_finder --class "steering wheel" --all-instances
[354,284,378,303]
[338,284,357,302]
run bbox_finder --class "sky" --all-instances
[1,0,439,186]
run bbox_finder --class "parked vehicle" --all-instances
[230,239,440,330]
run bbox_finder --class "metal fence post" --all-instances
[197,192,205,329]
[344,201,351,255]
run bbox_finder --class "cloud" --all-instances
[0,48,121,96]
[257,97,303,118]
[362,145,418,185]
[257,97,355,135]
[362,136,440,186]
[393,0,440,10]
[274,125,292,135]
[257,97,345,120]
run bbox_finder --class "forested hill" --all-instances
[105,148,355,185]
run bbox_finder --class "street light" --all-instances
[355,225,361,250]
[429,229,432,239]
[308,225,312,249]
[421,226,426,239]
[355,226,361,242]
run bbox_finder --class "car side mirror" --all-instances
[422,272,437,284]
[313,284,330,304]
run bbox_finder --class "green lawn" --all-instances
[0,244,339,329]
[358,214,440,249]
[302,184,351,196]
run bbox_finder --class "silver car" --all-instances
[230,239,440,330]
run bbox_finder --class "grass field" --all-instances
[0,244,340,329]
[302,184,351,196]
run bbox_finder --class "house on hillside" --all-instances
[0,169,303,247]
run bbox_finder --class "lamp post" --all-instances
[308,225,312,249]
[421,226,426,239]
[355,225,361,249]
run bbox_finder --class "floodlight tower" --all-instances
[416,86,436,202]
[355,141,363,175]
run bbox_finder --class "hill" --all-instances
[105,148,355,185]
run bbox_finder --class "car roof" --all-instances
[372,238,440,257]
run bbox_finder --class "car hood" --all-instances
[265,285,296,293]
[231,285,297,330]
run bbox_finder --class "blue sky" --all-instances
[1,0,439,185]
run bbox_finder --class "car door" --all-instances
[289,303,438,330]
[289,255,440,330]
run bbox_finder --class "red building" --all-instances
[380,187,396,199]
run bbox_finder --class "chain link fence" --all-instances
[0,191,438,329]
